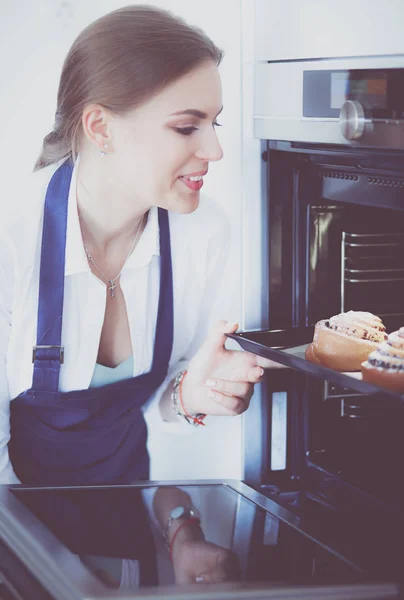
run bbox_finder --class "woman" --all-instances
[0,5,270,486]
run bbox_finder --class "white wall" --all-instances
[0,0,248,480]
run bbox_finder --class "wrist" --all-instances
[180,372,193,414]
[169,517,204,546]
[169,517,203,561]
[171,371,206,427]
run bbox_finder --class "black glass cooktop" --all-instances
[6,482,380,597]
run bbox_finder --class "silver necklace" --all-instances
[84,214,146,298]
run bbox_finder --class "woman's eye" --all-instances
[173,126,198,136]
[173,121,223,136]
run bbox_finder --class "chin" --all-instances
[168,192,200,214]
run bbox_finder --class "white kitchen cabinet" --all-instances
[254,0,404,61]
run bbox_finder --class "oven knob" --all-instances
[339,100,365,140]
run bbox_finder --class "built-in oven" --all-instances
[236,55,404,589]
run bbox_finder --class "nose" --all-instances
[195,127,224,162]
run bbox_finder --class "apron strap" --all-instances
[32,162,174,393]
[152,208,174,372]
[32,161,71,391]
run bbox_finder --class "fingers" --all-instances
[206,378,253,397]
[210,392,250,417]
[198,367,264,418]
[210,349,267,383]
[255,355,288,369]
[195,549,241,583]
[205,320,239,352]
[206,381,255,416]
[216,319,239,334]
[247,365,265,382]
[207,391,248,415]
[233,349,287,372]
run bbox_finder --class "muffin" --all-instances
[361,327,404,392]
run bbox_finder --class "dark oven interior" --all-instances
[266,143,404,333]
[247,143,404,579]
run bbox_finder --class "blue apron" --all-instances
[8,160,174,485]
[16,487,159,587]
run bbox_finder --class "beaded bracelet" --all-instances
[171,370,206,427]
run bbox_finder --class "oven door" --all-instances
[229,328,404,589]
[0,482,399,600]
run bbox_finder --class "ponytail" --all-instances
[34,129,71,171]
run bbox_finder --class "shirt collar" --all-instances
[64,159,160,277]
[64,159,88,276]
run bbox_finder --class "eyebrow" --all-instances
[169,106,223,119]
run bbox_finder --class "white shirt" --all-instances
[0,160,230,483]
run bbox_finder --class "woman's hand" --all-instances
[172,535,241,584]
[182,320,283,417]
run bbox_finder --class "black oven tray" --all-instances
[227,327,404,402]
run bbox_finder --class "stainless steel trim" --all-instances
[345,268,404,274]
[254,117,404,148]
[341,232,346,312]
[254,56,404,147]
[345,233,404,239]
[271,392,287,471]
[345,277,404,283]
[345,242,402,247]
[231,493,256,578]
[0,501,88,600]
[339,101,365,141]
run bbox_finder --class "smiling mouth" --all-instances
[181,175,203,182]
[178,173,206,192]
[178,174,204,191]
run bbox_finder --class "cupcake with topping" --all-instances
[361,327,404,392]
[305,311,387,372]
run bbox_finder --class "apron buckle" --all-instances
[32,345,64,364]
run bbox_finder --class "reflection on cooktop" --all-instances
[12,484,366,591]
[257,485,404,582]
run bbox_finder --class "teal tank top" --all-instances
[89,356,134,388]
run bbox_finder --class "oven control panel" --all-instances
[254,58,404,148]
[304,68,404,141]
[303,69,404,120]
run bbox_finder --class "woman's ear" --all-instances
[81,104,112,153]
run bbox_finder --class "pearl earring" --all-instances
[100,142,108,156]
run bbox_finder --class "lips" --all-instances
[180,178,203,191]
[178,171,207,192]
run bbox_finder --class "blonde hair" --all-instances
[35,4,223,170]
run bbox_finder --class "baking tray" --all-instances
[227,327,404,403]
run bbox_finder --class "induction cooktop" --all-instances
[0,481,399,600]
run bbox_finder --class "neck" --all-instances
[76,152,149,253]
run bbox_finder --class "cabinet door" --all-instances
[254,0,404,61]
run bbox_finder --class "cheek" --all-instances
[149,151,183,188]
[116,131,192,192]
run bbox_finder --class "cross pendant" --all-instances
[108,280,117,298]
